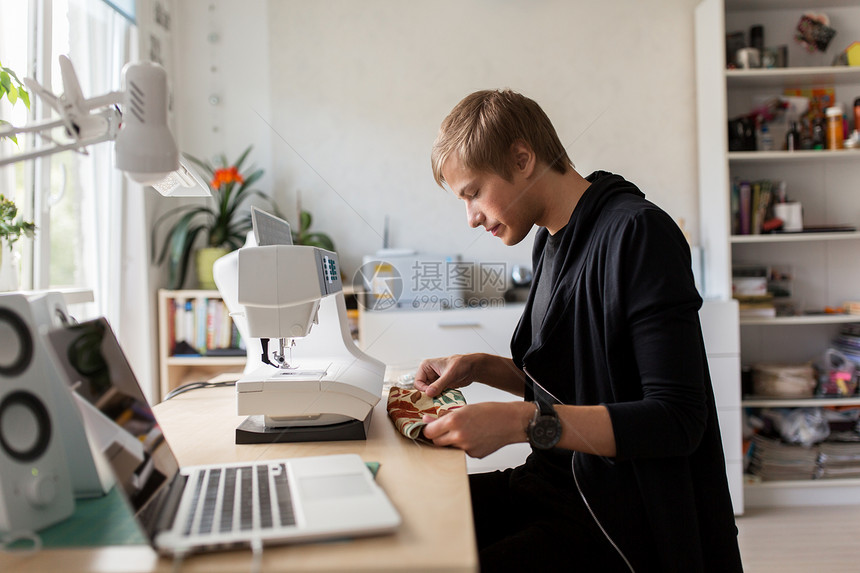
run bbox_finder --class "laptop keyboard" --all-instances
[182,463,296,538]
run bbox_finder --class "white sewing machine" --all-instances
[218,210,385,443]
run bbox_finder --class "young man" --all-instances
[415,90,743,572]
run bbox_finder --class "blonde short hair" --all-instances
[431,89,572,188]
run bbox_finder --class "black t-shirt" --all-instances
[530,231,561,341]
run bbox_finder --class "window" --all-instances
[0,0,136,317]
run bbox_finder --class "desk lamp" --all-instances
[0,55,209,197]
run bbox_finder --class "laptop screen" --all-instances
[46,318,181,526]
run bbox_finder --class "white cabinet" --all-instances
[701,299,744,515]
[358,304,525,366]
[696,0,860,508]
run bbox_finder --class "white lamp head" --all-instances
[114,61,178,184]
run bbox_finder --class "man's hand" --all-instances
[414,354,479,398]
[421,401,533,458]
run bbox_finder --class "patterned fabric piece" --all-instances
[386,386,466,442]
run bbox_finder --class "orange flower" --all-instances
[210,166,244,188]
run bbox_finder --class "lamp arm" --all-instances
[0,107,120,169]
[82,90,124,111]
[0,118,65,137]
[0,131,115,168]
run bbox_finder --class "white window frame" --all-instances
[3,0,136,319]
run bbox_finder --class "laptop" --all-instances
[45,317,401,555]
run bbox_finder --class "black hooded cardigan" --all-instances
[510,171,743,572]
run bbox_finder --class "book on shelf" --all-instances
[738,303,777,318]
[746,436,859,482]
[734,294,776,318]
[736,180,752,235]
[169,295,244,357]
[747,434,818,481]
[818,442,860,479]
[732,179,773,235]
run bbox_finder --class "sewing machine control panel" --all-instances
[316,249,342,295]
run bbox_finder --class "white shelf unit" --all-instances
[731,231,860,243]
[726,65,860,87]
[741,314,860,326]
[728,149,860,161]
[743,475,860,509]
[743,396,860,407]
[157,289,246,402]
[696,0,860,508]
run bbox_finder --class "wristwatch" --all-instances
[527,400,561,450]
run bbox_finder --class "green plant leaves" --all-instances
[300,232,335,252]
[1,62,31,145]
[0,194,36,249]
[291,209,335,252]
[299,210,312,232]
[0,64,30,109]
[0,120,17,145]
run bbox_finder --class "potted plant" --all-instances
[0,64,34,291]
[0,194,35,246]
[0,194,36,290]
[152,145,271,289]
[1,62,35,254]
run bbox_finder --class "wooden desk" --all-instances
[3,383,478,572]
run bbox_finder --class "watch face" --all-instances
[530,415,561,449]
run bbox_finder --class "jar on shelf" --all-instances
[826,105,844,150]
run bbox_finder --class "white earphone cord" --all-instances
[571,452,636,573]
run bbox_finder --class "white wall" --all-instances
[173,0,274,196]
[175,0,701,280]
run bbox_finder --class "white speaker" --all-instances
[27,292,72,330]
[0,293,74,532]
[28,292,116,499]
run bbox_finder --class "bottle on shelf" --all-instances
[811,115,826,150]
[759,123,774,151]
[749,24,764,55]
[826,105,844,150]
[785,121,801,151]
[853,97,860,132]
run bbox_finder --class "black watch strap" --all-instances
[536,397,556,417]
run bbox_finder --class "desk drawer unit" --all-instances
[358,305,525,366]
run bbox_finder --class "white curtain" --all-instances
[68,0,133,322]
[68,0,166,402]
